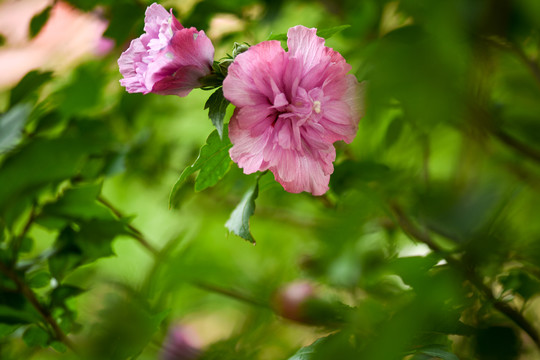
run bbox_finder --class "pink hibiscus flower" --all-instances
[223,25,361,196]
[118,3,214,97]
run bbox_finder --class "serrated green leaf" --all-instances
[204,88,230,139]
[29,6,52,38]
[27,270,51,289]
[10,71,53,107]
[23,325,50,348]
[225,180,259,244]
[169,129,232,208]
[268,25,350,42]
[0,103,31,153]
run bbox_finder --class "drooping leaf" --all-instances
[169,129,232,208]
[9,71,53,107]
[0,103,31,153]
[204,87,230,139]
[225,180,259,244]
[29,6,52,38]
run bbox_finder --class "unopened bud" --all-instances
[160,324,202,360]
[232,42,250,58]
[272,281,316,322]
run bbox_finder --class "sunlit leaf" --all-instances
[169,129,232,208]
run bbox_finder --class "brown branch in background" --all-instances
[97,196,160,258]
[192,280,267,308]
[484,36,540,88]
[390,203,540,350]
[0,263,79,355]
[493,130,540,165]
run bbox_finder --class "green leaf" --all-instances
[268,25,350,41]
[29,6,52,38]
[225,179,259,244]
[0,136,94,216]
[0,293,41,324]
[316,25,351,39]
[10,71,53,107]
[27,270,51,289]
[416,345,459,360]
[169,129,232,208]
[384,115,404,148]
[204,88,230,139]
[51,285,85,308]
[0,103,31,153]
[288,336,329,360]
[499,269,540,301]
[50,341,67,353]
[23,325,50,348]
[0,323,18,338]
[39,183,113,225]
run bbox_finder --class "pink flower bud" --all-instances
[118,3,214,97]
[160,324,202,360]
[272,281,317,322]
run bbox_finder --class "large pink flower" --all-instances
[223,25,360,195]
[118,3,214,97]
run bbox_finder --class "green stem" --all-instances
[97,196,160,258]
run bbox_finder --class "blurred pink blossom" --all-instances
[223,26,361,196]
[272,281,317,322]
[160,324,202,360]
[0,0,113,88]
[118,3,214,97]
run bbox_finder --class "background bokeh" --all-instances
[1,0,540,359]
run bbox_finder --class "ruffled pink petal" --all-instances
[167,28,214,71]
[143,3,171,37]
[287,26,327,76]
[118,38,150,93]
[271,145,336,196]
[223,40,287,107]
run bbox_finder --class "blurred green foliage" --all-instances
[1,0,540,359]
